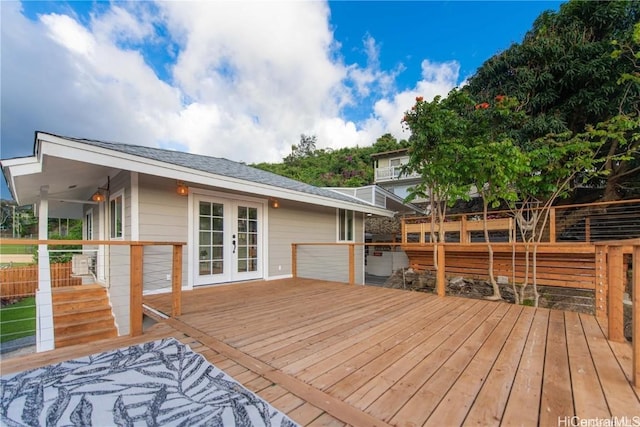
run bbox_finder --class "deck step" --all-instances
[54,327,118,348]
[54,306,114,324]
[52,285,117,349]
[52,284,104,300]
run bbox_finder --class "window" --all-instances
[84,210,93,240]
[110,191,124,239]
[389,158,405,178]
[338,209,354,241]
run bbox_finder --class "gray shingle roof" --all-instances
[59,134,372,207]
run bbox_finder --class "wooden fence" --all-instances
[0,262,82,298]
[402,198,640,244]
[403,243,599,290]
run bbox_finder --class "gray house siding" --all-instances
[137,175,189,294]
[269,202,364,283]
[103,171,132,336]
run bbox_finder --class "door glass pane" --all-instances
[199,201,224,276]
[237,206,258,273]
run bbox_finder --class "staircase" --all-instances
[52,284,118,348]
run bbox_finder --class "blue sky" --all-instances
[1,0,562,198]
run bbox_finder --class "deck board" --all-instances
[462,306,535,426]
[539,310,574,425]
[2,277,637,426]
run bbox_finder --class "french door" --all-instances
[195,196,262,285]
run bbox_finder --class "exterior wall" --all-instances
[106,171,132,336]
[137,175,189,294]
[354,187,373,204]
[81,172,371,337]
[269,201,365,283]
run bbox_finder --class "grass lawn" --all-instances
[0,244,35,255]
[0,297,36,343]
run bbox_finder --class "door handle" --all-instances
[232,234,236,254]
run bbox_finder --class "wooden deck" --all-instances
[3,278,639,426]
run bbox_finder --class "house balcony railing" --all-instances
[374,166,421,183]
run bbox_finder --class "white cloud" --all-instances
[363,59,461,141]
[1,0,462,168]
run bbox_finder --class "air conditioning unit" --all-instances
[72,254,91,276]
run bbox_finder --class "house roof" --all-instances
[2,132,395,217]
[370,148,409,159]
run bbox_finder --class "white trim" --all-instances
[336,208,355,242]
[142,288,173,296]
[265,274,293,281]
[361,211,366,285]
[190,189,267,286]
[109,189,125,240]
[187,190,194,290]
[263,200,270,281]
[130,172,139,240]
[191,187,270,205]
[84,208,94,240]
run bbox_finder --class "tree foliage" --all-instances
[253,133,409,188]
[467,0,640,200]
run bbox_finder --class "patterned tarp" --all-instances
[1,338,298,426]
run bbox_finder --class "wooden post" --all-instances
[172,244,182,317]
[291,244,297,279]
[549,207,556,243]
[608,245,624,342]
[633,245,640,387]
[401,219,406,244]
[130,244,144,337]
[460,215,468,244]
[436,243,446,297]
[585,216,591,243]
[595,245,608,321]
[348,243,355,285]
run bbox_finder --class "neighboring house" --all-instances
[371,148,427,203]
[1,132,396,346]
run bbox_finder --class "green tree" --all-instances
[467,0,640,200]
[402,92,475,287]
[464,96,530,300]
[284,134,317,165]
[254,134,409,188]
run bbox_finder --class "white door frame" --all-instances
[189,190,266,287]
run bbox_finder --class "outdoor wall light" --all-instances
[91,177,110,202]
[271,199,279,208]
[91,191,106,202]
[176,181,188,196]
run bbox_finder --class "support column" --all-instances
[37,186,55,352]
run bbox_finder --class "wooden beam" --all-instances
[594,245,608,321]
[633,245,640,387]
[607,245,624,342]
[130,244,144,337]
[549,208,556,243]
[172,244,183,317]
[348,244,355,285]
[437,243,446,297]
[461,215,468,244]
[291,244,297,279]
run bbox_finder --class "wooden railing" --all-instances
[0,239,184,338]
[402,198,640,244]
[595,238,639,386]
